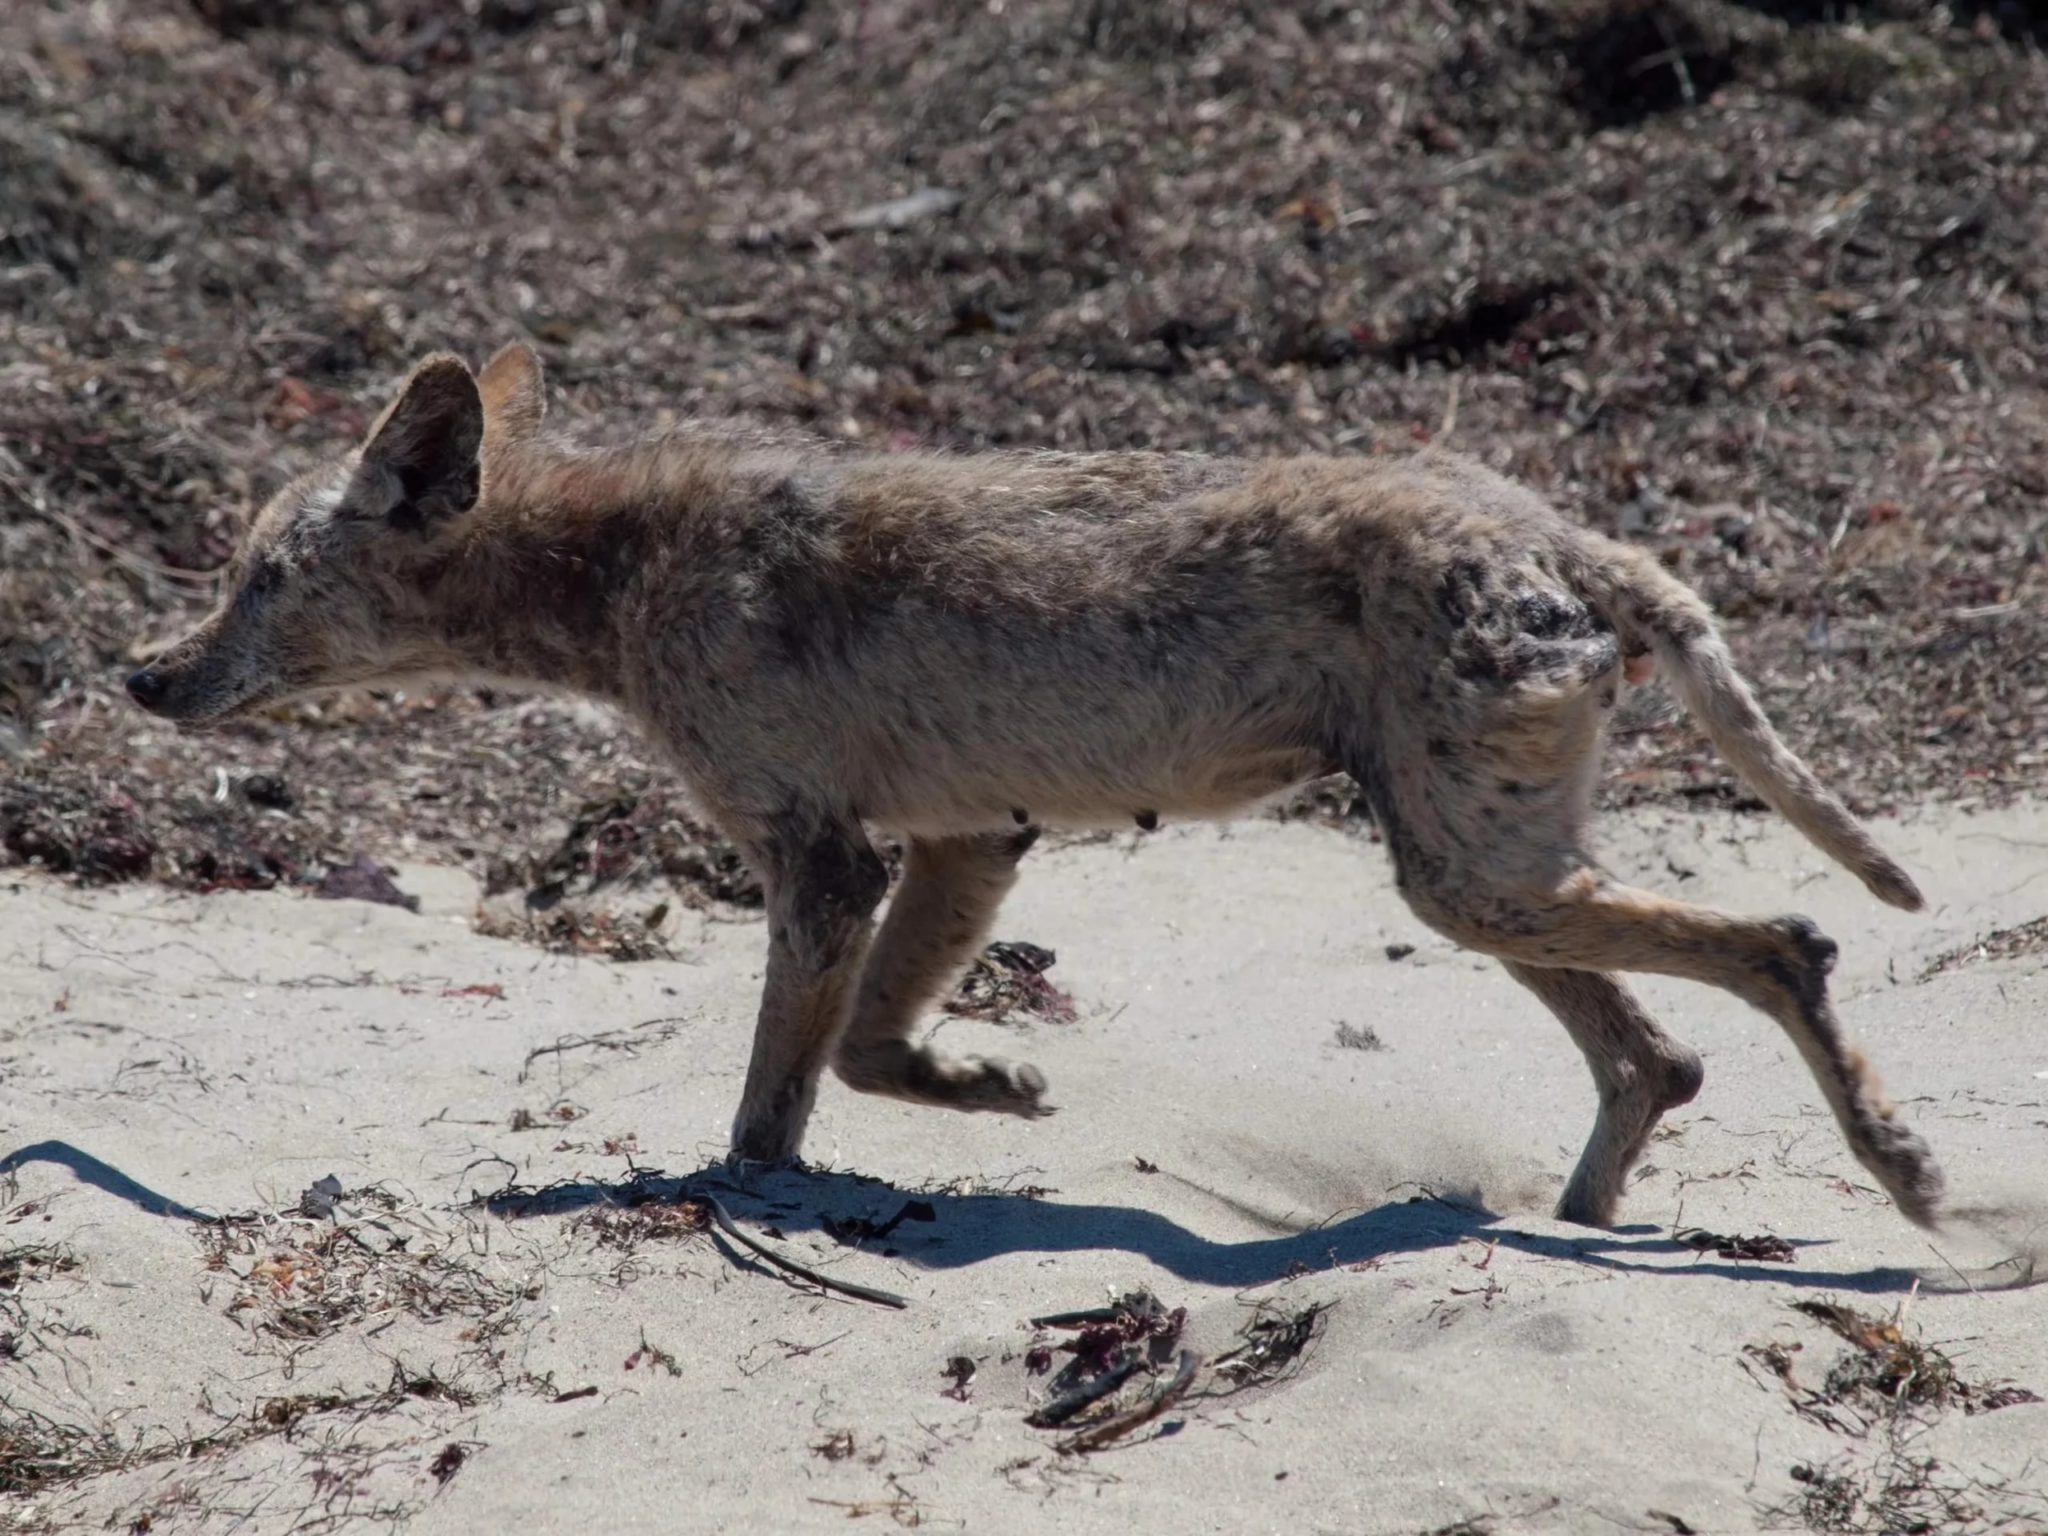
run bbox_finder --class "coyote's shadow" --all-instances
[0,1139,1955,1297]
[476,1158,1928,1296]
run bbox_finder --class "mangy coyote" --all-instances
[127,345,1943,1230]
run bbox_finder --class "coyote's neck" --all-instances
[420,438,746,702]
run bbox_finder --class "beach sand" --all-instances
[4,806,2044,1534]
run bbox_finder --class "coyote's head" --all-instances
[125,344,546,725]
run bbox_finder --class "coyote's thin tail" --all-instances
[1572,543,1924,912]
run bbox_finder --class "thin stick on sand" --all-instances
[1025,1355,1145,1428]
[698,1192,909,1309]
[1056,1350,1201,1455]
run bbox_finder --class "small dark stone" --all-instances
[241,773,294,810]
[1134,809,1159,831]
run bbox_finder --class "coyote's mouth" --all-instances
[126,667,278,727]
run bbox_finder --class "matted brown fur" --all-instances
[127,347,1942,1231]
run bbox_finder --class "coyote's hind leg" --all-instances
[1501,963,1704,1226]
[1405,870,1944,1229]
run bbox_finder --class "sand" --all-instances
[3,805,2044,1534]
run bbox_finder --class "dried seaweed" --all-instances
[1211,1299,1334,1392]
[8,0,2047,926]
[573,1200,711,1252]
[1790,1299,2039,1419]
[476,1168,909,1308]
[197,1182,529,1346]
[1917,914,2048,979]
[0,1236,96,1496]
[1054,1349,1200,1456]
[1677,1227,1797,1262]
[314,853,419,912]
[1334,1020,1386,1051]
[1745,1292,2041,1458]
[946,942,1077,1025]
[0,1403,125,1500]
[1774,1435,2048,1536]
[473,904,676,962]
[1023,1289,1192,1442]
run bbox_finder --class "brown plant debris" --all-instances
[821,1199,937,1247]
[1917,914,2048,979]
[1024,1290,1192,1437]
[945,941,1077,1025]
[3,1359,475,1506]
[1790,1299,2040,1419]
[1676,1226,1797,1262]
[1026,1352,1145,1433]
[1747,1296,2041,1441]
[473,904,675,962]
[1211,1300,1335,1392]
[0,1403,124,1500]
[1334,1020,1386,1051]
[574,1200,711,1253]
[0,1220,95,1493]
[1054,1348,1201,1456]
[516,1015,692,1083]
[698,1192,909,1310]
[1029,1291,1188,1366]
[812,1430,857,1462]
[478,1168,909,1309]
[622,1329,681,1377]
[0,1239,78,1291]
[1777,1440,2048,1536]
[8,0,2048,925]
[487,792,762,912]
[941,1355,977,1402]
[806,1490,929,1527]
[198,1183,529,1345]
[510,1102,583,1132]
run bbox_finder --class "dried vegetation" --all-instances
[944,941,1079,1025]
[4,1,2047,924]
[1744,1291,2044,1533]
[198,1182,534,1347]
[0,1169,571,1528]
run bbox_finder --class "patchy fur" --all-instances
[128,348,1941,1230]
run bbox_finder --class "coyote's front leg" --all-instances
[833,829,1052,1117]
[728,815,889,1162]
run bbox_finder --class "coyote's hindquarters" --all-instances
[1331,464,1939,1228]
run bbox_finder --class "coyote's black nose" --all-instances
[126,669,167,710]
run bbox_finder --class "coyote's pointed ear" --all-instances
[478,342,546,449]
[350,354,484,532]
